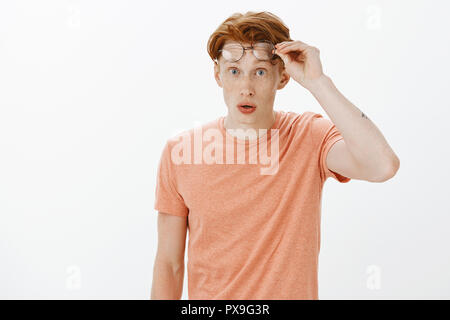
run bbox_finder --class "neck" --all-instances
[224,110,276,139]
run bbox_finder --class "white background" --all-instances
[1,0,449,299]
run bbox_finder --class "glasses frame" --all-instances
[215,40,278,63]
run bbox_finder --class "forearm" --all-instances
[307,74,400,175]
[151,260,184,300]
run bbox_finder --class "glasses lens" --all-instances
[252,42,273,60]
[220,42,274,62]
[221,45,243,62]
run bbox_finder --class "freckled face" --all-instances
[215,41,284,124]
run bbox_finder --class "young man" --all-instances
[151,11,400,300]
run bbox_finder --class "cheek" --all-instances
[221,81,239,93]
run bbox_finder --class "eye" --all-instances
[229,68,238,75]
[257,69,266,76]
[227,67,266,76]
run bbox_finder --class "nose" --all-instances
[236,50,257,97]
[239,75,255,97]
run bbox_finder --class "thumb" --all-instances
[276,50,291,65]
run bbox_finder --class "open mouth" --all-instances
[237,103,257,108]
[237,103,257,114]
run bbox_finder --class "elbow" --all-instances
[370,156,400,182]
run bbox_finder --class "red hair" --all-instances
[207,11,292,72]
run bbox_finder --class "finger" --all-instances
[276,50,291,64]
[276,44,308,57]
[276,40,309,49]
[275,41,291,49]
[277,42,309,53]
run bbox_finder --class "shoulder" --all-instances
[301,111,335,135]
[278,109,325,134]
[279,109,321,123]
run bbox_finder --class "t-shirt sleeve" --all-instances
[154,140,189,217]
[310,113,351,184]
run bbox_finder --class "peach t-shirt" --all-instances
[154,110,351,299]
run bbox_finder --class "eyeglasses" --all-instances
[215,40,278,63]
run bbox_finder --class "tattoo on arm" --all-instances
[355,106,370,120]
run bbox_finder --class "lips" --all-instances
[237,102,257,109]
[237,103,257,114]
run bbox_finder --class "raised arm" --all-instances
[275,40,400,182]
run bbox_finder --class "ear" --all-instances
[214,61,223,88]
[277,68,290,90]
